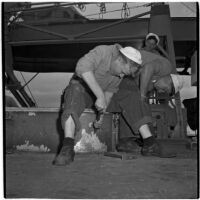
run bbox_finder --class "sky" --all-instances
[74,2,196,19]
[9,2,198,107]
[31,2,197,18]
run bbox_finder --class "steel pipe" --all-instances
[9,35,144,46]
[15,23,73,40]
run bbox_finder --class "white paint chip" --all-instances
[16,140,50,152]
[28,112,36,116]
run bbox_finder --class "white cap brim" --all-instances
[119,48,142,65]
[146,33,160,45]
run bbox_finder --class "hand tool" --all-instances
[93,110,104,129]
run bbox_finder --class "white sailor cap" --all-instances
[146,33,160,45]
[119,47,142,65]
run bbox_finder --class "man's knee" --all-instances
[61,110,81,131]
[67,83,84,99]
[61,83,85,131]
[72,84,83,92]
[62,83,85,112]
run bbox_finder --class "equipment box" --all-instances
[5,107,118,153]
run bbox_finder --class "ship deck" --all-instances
[5,146,197,199]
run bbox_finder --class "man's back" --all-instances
[140,50,173,78]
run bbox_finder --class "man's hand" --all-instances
[95,97,107,111]
[93,109,104,129]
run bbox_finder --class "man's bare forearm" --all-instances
[81,71,104,99]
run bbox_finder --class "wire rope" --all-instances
[84,3,151,18]
[20,72,38,107]
[121,3,130,19]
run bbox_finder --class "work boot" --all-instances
[53,145,75,166]
[53,137,75,166]
[141,142,176,158]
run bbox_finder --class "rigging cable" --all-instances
[84,3,151,19]
[96,3,106,19]
[75,3,86,12]
[20,72,38,107]
[121,3,130,19]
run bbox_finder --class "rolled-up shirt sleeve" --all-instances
[75,46,104,77]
